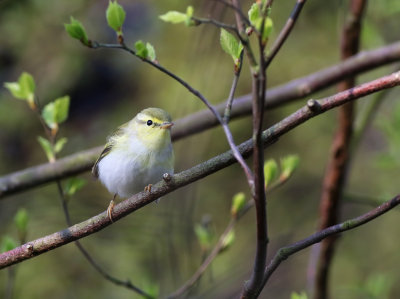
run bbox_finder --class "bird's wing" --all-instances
[92,122,129,178]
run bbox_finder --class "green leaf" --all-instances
[37,136,55,162]
[280,155,300,180]
[290,291,308,299]
[264,159,278,187]
[14,208,29,234]
[248,3,260,25]
[186,6,194,18]
[194,224,213,251]
[64,16,89,45]
[248,3,273,42]
[221,230,235,251]
[42,96,70,130]
[106,0,126,33]
[134,40,148,59]
[261,17,273,41]
[220,28,243,64]
[54,137,68,153]
[64,177,87,196]
[4,72,36,108]
[185,6,195,26]
[146,43,156,61]
[1,236,17,253]
[159,11,188,24]
[231,192,246,217]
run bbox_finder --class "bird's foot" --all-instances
[144,184,152,192]
[107,199,116,222]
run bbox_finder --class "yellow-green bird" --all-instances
[92,108,174,221]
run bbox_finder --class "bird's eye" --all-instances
[147,120,153,126]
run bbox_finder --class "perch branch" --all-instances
[0,70,399,269]
[1,43,400,198]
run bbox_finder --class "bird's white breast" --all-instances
[97,136,174,198]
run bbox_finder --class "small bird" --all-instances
[92,107,174,221]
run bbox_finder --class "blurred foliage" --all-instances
[0,0,399,298]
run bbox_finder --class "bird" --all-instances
[92,107,174,221]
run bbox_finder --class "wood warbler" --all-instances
[92,107,174,221]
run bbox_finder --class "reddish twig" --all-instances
[0,70,399,269]
[313,1,367,298]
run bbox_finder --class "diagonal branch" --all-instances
[0,70,399,269]
[1,44,400,198]
[261,193,400,295]
[265,0,307,68]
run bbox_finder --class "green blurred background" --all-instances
[0,0,399,298]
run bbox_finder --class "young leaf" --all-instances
[146,43,156,61]
[159,11,187,24]
[134,40,148,59]
[248,3,260,25]
[42,96,70,130]
[231,192,246,217]
[184,6,195,26]
[64,16,89,46]
[106,0,126,34]
[261,17,273,41]
[264,159,278,187]
[280,155,300,180]
[37,136,55,162]
[1,236,17,253]
[291,291,308,299]
[64,177,87,196]
[220,28,243,64]
[194,224,213,251]
[4,72,36,108]
[54,137,68,153]
[14,208,29,234]
[221,230,235,251]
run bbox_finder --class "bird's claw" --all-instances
[144,184,152,192]
[107,199,115,222]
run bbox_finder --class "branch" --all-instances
[1,43,400,198]
[261,194,400,294]
[265,0,307,68]
[314,1,367,298]
[0,70,399,269]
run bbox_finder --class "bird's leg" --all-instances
[144,184,152,192]
[107,194,117,222]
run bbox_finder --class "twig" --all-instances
[0,70,399,269]
[224,51,243,123]
[313,1,367,298]
[261,193,400,295]
[191,16,238,33]
[265,0,307,68]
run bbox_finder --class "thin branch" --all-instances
[1,44,400,198]
[191,16,238,33]
[215,0,251,27]
[313,2,367,298]
[55,180,152,298]
[0,70,399,269]
[265,0,307,68]
[224,51,243,123]
[261,194,400,293]
[241,30,268,299]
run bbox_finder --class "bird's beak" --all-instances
[160,122,174,129]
